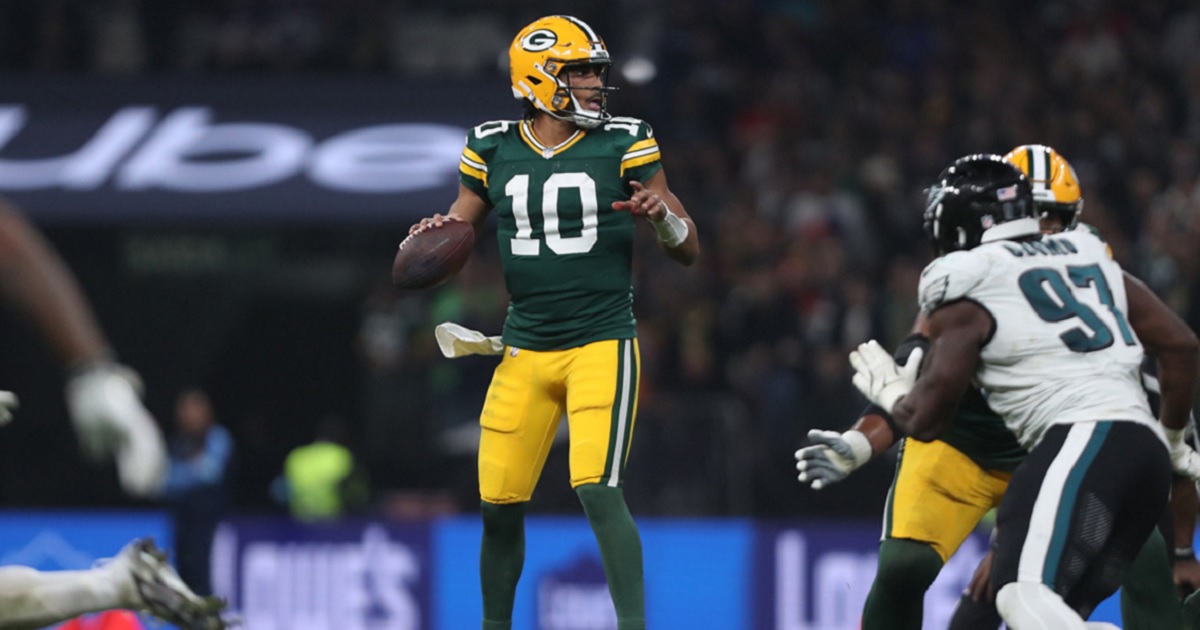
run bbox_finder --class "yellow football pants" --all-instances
[478,338,640,504]
[883,438,1011,562]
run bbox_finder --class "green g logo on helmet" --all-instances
[520,29,558,52]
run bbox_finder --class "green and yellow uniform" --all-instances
[864,336,1025,630]
[884,386,1024,561]
[459,116,660,503]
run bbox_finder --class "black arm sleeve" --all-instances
[859,333,931,438]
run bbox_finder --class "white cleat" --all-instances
[115,539,230,630]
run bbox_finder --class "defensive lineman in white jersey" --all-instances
[918,226,1158,450]
[851,154,1200,630]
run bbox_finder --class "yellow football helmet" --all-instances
[1002,144,1083,228]
[509,15,614,129]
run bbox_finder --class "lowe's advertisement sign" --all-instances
[0,77,504,224]
[0,512,1129,629]
[207,516,1040,630]
[210,518,431,630]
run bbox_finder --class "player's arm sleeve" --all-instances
[861,333,931,438]
[619,119,663,183]
[459,123,505,200]
[459,143,489,199]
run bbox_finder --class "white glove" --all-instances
[434,322,504,358]
[849,340,924,415]
[65,363,167,498]
[0,390,17,425]
[1166,428,1200,480]
[795,429,873,490]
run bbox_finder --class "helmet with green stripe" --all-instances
[1003,144,1084,229]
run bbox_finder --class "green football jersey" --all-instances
[459,117,663,350]
[940,387,1026,472]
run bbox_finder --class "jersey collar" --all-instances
[519,120,586,159]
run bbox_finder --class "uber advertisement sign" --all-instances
[0,77,501,224]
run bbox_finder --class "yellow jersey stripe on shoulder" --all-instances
[620,150,661,176]
[462,147,487,168]
[460,160,487,187]
[460,146,488,185]
[626,138,658,154]
[621,146,660,162]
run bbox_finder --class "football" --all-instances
[392,220,475,290]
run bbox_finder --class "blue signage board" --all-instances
[753,521,991,630]
[202,514,1139,629]
[432,516,754,630]
[0,510,172,571]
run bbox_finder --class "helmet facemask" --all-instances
[539,60,616,129]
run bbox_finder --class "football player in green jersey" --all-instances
[409,15,698,630]
[795,145,1200,630]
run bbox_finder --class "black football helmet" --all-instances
[923,154,1038,255]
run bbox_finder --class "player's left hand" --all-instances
[1166,428,1200,480]
[612,180,668,221]
[65,362,167,498]
[1175,555,1200,599]
[850,340,923,414]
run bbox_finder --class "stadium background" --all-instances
[0,0,1197,628]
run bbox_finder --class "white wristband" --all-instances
[841,429,874,469]
[651,202,689,248]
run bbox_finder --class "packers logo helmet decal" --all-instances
[520,29,557,52]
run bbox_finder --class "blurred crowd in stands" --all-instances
[4,0,1200,518]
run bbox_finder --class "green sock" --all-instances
[862,538,944,630]
[576,484,645,630]
[480,501,527,629]
[1120,528,1182,630]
